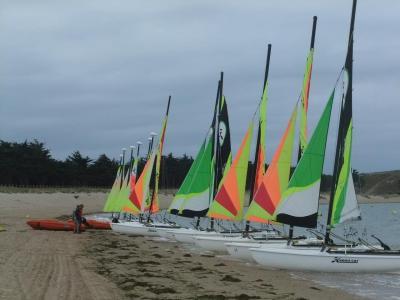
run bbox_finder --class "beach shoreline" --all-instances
[0,192,365,299]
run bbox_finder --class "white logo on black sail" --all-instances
[219,122,226,146]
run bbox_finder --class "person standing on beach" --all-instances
[72,204,84,233]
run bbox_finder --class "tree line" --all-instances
[1,139,359,192]
[0,139,195,188]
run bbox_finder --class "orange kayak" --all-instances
[85,219,111,230]
[27,219,85,231]
[27,219,111,230]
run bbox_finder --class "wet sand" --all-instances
[0,192,364,299]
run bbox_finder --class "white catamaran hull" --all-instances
[251,247,400,273]
[155,226,186,238]
[225,238,324,262]
[225,241,284,262]
[156,227,175,238]
[111,221,176,237]
[194,233,282,254]
[171,229,241,244]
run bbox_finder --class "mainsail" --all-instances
[114,147,138,213]
[299,16,317,157]
[103,155,123,212]
[129,98,171,213]
[114,168,132,212]
[168,130,214,216]
[168,75,231,217]
[274,91,335,228]
[105,149,127,212]
[121,145,142,214]
[129,144,141,193]
[129,151,156,213]
[213,94,232,196]
[144,96,171,214]
[245,103,298,223]
[326,0,361,232]
[251,44,271,202]
[207,122,253,221]
[168,82,220,217]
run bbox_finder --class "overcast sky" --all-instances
[0,0,399,172]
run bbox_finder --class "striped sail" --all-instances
[252,81,267,197]
[144,103,170,213]
[245,103,298,223]
[299,49,314,154]
[112,171,130,212]
[299,16,317,157]
[121,156,140,214]
[330,119,360,225]
[129,156,138,192]
[328,2,361,226]
[274,91,335,228]
[208,123,253,221]
[168,83,231,217]
[168,131,214,216]
[129,151,157,213]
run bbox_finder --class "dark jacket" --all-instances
[73,207,83,223]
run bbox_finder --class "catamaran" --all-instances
[250,0,400,273]
[193,44,283,252]
[225,16,318,260]
[160,73,249,243]
[111,96,181,236]
[197,16,319,254]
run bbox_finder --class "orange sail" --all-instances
[129,151,156,213]
[143,96,171,214]
[207,123,253,221]
[245,103,298,223]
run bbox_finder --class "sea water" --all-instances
[291,203,400,300]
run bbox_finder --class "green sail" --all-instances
[103,165,122,212]
[169,81,232,218]
[112,172,133,212]
[274,90,335,228]
[328,0,361,227]
[330,121,360,225]
[207,123,253,221]
[168,129,214,217]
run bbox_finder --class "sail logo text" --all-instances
[331,257,358,264]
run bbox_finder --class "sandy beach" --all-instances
[0,192,370,299]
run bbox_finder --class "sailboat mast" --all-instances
[325,0,357,244]
[147,137,153,158]
[195,81,221,228]
[117,153,123,173]
[245,44,271,233]
[119,148,126,189]
[210,72,224,230]
[127,146,135,180]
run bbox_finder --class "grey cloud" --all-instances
[0,0,399,172]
